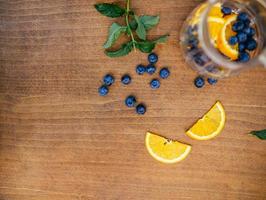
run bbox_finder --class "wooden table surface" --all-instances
[1,0,266,199]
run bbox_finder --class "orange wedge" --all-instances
[145,132,191,164]
[217,14,239,60]
[208,17,225,47]
[186,101,226,140]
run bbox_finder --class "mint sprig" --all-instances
[249,129,266,140]
[94,0,169,57]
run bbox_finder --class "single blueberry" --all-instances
[243,27,255,37]
[121,74,131,85]
[98,85,109,96]
[194,76,205,88]
[246,39,257,51]
[159,68,170,79]
[207,78,218,85]
[238,43,246,52]
[237,32,248,43]
[188,35,199,48]
[125,96,137,108]
[244,18,251,27]
[150,79,160,89]
[136,104,146,115]
[136,64,146,75]
[221,6,232,15]
[193,53,208,66]
[146,64,156,75]
[103,74,115,86]
[238,52,250,62]
[187,26,194,35]
[148,53,158,64]
[229,36,238,45]
[232,21,245,32]
[237,12,249,22]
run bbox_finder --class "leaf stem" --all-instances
[125,0,136,51]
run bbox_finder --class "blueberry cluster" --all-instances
[98,53,171,115]
[98,74,115,96]
[194,76,218,88]
[125,95,146,115]
[229,12,257,62]
[136,53,171,90]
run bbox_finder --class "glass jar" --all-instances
[180,0,266,78]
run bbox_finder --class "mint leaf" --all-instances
[105,41,133,57]
[103,23,127,49]
[140,15,160,30]
[129,19,138,30]
[94,3,125,18]
[136,34,169,53]
[153,34,170,43]
[134,15,146,40]
[136,41,155,53]
[250,129,266,140]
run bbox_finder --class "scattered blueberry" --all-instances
[125,96,137,108]
[229,36,238,45]
[148,53,158,64]
[237,32,248,43]
[207,77,218,85]
[194,76,205,88]
[246,39,257,51]
[150,79,160,89]
[238,43,246,52]
[146,64,156,75]
[103,74,115,86]
[221,6,232,15]
[136,104,146,115]
[98,85,109,96]
[136,64,146,75]
[121,74,131,85]
[238,52,250,62]
[159,68,170,79]
[232,21,245,32]
[237,12,249,22]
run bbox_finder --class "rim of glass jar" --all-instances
[198,0,266,71]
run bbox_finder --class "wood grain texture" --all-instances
[0,0,266,199]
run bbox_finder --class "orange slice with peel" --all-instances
[217,14,239,60]
[145,132,191,164]
[186,101,226,140]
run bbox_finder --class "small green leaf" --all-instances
[136,41,155,53]
[136,35,169,53]
[139,15,160,30]
[105,41,133,57]
[250,129,266,140]
[134,15,146,40]
[129,19,138,30]
[103,23,127,49]
[94,3,125,18]
[153,34,170,43]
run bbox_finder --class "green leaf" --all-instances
[134,15,146,40]
[129,19,138,30]
[105,41,133,57]
[139,15,160,30]
[135,35,169,53]
[94,3,125,18]
[136,41,155,53]
[250,129,266,140]
[153,34,170,43]
[103,23,127,49]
